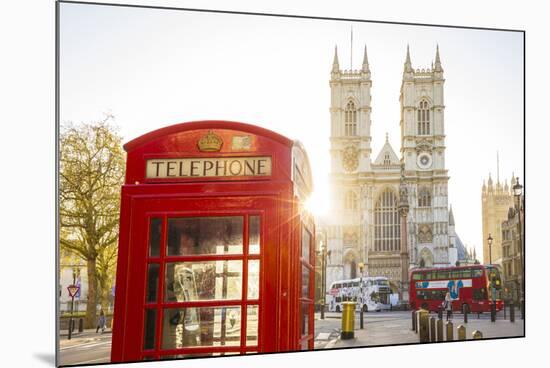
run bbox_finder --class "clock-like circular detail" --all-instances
[342,146,359,172]
[417,152,432,169]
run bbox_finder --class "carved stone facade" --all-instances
[324,45,454,291]
[481,175,515,265]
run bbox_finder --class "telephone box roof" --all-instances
[124,120,294,152]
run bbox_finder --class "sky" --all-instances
[59,3,524,260]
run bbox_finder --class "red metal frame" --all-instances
[111,121,315,363]
[409,265,503,313]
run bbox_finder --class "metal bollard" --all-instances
[491,303,496,322]
[412,310,417,332]
[510,301,515,322]
[430,317,436,342]
[503,301,507,319]
[71,319,76,332]
[341,302,356,340]
[445,321,453,341]
[436,319,444,342]
[472,330,483,339]
[78,318,84,333]
[463,305,468,324]
[418,309,430,343]
[67,319,72,340]
[457,325,466,340]
[360,304,364,330]
[437,306,443,320]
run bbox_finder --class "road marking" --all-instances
[316,332,332,340]
[60,341,111,351]
[325,337,339,349]
[74,356,111,364]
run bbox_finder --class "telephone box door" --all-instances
[116,194,278,361]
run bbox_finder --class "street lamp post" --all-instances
[487,234,493,265]
[320,231,331,320]
[320,242,326,320]
[513,177,524,319]
[359,262,365,329]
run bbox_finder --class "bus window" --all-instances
[450,271,461,278]
[436,271,448,280]
[460,270,472,278]
[473,269,483,278]
[412,273,423,281]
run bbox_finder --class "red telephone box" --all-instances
[111,121,315,362]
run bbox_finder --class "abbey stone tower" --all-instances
[325,44,456,292]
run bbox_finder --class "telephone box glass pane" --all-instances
[149,218,162,257]
[146,263,160,303]
[165,261,243,302]
[302,227,311,262]
[301,303,309,336]
[246,305,259,346]
[302,265,310,298]
[143,309,156,350]
[167,217,243,255]
[249,216,260,255]
[247,260,260,299]
[161,307,241,349]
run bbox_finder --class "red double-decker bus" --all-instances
[409,265,503,313]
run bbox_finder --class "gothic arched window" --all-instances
[417,100,430,135]
[344,191,357,210]
[383,153,391,166]
[345,100,357,136]
[418,187,432,207]
[374,189,400,252]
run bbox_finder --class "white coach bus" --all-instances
[326,276,392,312]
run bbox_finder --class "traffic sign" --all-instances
[67,284,80,298]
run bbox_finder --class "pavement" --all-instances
[57,310,524,365]
[59,329,112,366]
[326,309,524,348]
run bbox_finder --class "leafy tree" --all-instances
[59,116,125,328]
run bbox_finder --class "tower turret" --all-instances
[404,44,412,73]
[332,45,340,76]
[434,44,443,72]
[361,45,370,78]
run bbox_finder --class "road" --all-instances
[59,330,112,366]
[314,310,411,349]
[58,309,523,364]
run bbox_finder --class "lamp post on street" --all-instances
[487,234,493,265]
[319,239,330,320]
[513,176,524,319]
[359,262,365,329]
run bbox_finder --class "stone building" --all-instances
[501,204,524,303]
[324,44,457,292]
[481,175,515,265]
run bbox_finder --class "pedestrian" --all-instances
[443,292,453,321]
[96,309,106,334]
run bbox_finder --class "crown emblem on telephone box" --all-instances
[198,130,223,152]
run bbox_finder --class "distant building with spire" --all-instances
[323,42,457,299]
[481,173,515,265]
